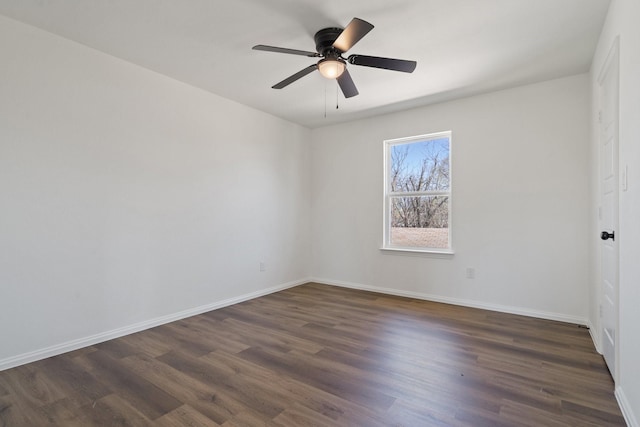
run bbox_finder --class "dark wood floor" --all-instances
[0,283,625,426]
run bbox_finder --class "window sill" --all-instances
[380,247,455,258]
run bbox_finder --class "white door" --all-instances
[598,38,619,380]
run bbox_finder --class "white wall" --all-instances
[310,74,590,323]
[590,0,640,424]
[0,15,310,367]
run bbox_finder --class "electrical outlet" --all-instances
[260,261,266,272]
[465,267,475,279]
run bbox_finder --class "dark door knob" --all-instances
[601,231,615,241]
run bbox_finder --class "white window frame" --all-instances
[382,131,453,255]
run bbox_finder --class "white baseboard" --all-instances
[309,277,589,326]
[0,278,308,372]
[616,386,639,427]
[587,319,603,354]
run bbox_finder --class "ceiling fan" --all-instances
[252,17,417,98]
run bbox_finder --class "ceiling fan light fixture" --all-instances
[318,58,346,79]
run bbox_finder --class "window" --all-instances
[383,131,452,253]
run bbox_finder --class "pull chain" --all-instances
[323,81,340,118]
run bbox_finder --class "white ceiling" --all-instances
[0,0,610,129]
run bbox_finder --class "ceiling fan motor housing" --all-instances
[314,27,344,56]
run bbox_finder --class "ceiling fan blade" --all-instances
[348,55,417,73]
[332,18,374,52]
[336,69,359,98]
[253,45,320,58]
[272,64,318,89]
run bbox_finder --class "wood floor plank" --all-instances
[83,350,183,420]
[204,349,391,426]
[93,338,140,359]
[37,397,86,426]
[182,316,252,354]
[219,317,325,355]
[119,352,236,425]
[271,402,338,427]
[0,364,65,409]
[143,323,219,358]
[38,355,111,406]
[117,329,175,358]
[560,399,627,426]
[159,349,286,420]
[386,399,460,427]
[75,393,152,427]
[0,394,52,426]
[0,283,625,426]
[219,411,279,427]
[155,349,236,388]
[237,345,397,412]
[497,399,579,427]
[154,404,222,427]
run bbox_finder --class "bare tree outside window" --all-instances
[384,133,451,250]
